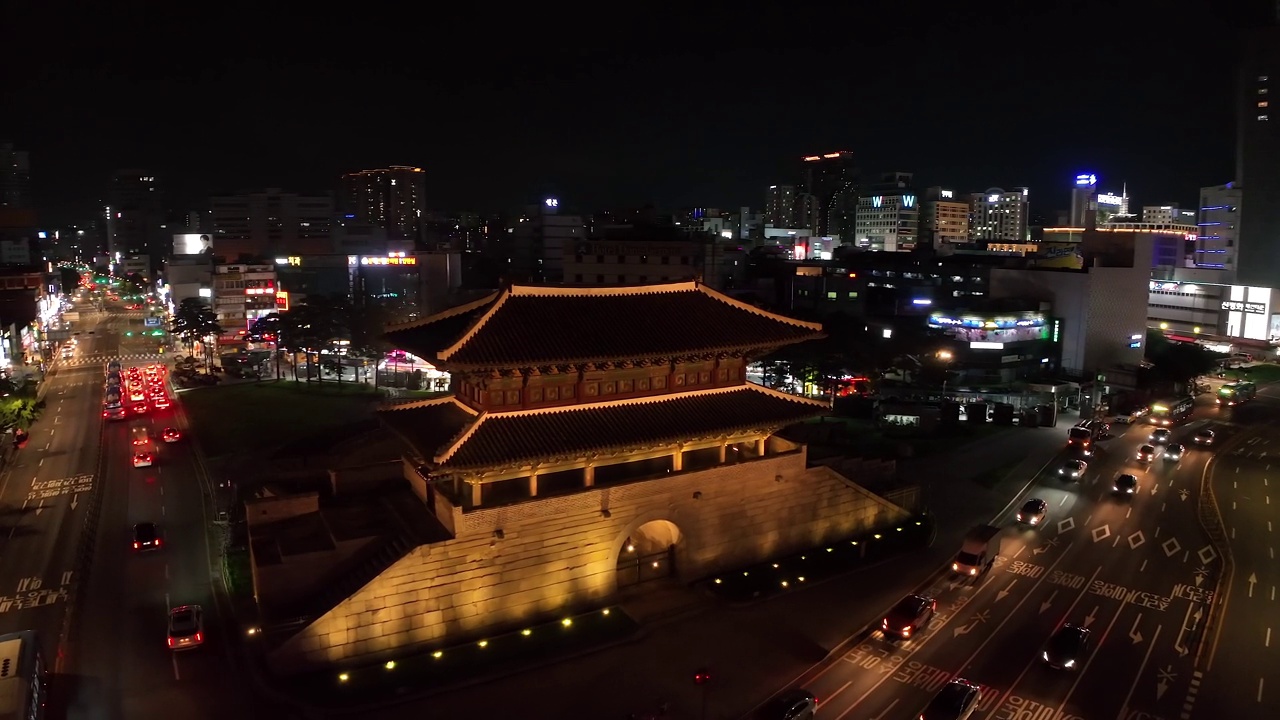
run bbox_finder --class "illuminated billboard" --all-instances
[1097,193,1124,206]
[1075,173,1098,187]
[174,234,213,256]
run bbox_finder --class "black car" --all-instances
[133,522,161,551]
[765,688,817,720]
[1017,498,1048,526]
[1113,473,1139,496]
[882,594,936,639]
[1164,443,1186,462]
[1194,428,1216,446]
[1043,624,1091,670]
[920,678,982,720]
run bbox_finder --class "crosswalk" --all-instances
[60,353,166,368]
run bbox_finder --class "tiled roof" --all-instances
[378,384,829,473]
[378,396,479,463]
[384,281,823,369]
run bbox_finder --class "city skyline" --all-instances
[2,2,1261,224]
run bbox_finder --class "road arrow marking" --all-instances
[1179,489,1190,501]
[1040,590,1057,614]
[1157,677,1170,699]
[70,493,78,510]
[1151,483,1159,495]
[34,503,44,516]
[1249,572,1259,597]
[1083,605,1100,628]
[1129,614,1144,644]
[953,621,977,637]
[996,580,1016,602]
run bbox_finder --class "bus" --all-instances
[103,389,126,420]
[0,630,48,719]
[105,359,122,376]
[1217,381,1257,407]
[1149,396,1194,426]
[1066,420,1107,456]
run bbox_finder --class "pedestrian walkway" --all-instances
[59,353,165,368]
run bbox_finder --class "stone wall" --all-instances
[267,446,911,673]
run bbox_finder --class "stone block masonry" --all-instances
[268,447,910,673]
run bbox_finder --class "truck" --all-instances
[953,524,1002,578]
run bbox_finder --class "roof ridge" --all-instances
[437,288,514,362]
[434,409,490,465]
[378,394,478,415]
[507,280,699,298]
[695,284,824,332]
[384,291,500,333]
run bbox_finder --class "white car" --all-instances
[1058,460,1087,480]
[167,605,204,650]
[132,451,154,468]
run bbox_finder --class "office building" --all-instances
[1193,183,1242,275]
[212,263,278,346]
[1237,26,1280,287]
[1148,278,1280,348]
[1141,205,1196,226]
[801,151,858,237]
[765,185,797,228]
[0,143,31,209]
[502,198,583,283]
[210,189,333,261]
[921,187,970,246]
[1095,186,1129,224]
[106,170,164,269]
[853,173,918,252]
[969,187,1029,243]
[340,166,427,243]
[1067,173,1098,229]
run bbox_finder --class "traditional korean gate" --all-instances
[617,544,676,589]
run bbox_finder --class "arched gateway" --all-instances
[616,519,683,589]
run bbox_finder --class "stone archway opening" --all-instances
[617,520,682,589]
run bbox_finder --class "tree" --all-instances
[122,272,147,296]
[58,266,82,293]
[1145,329,1222,391]
[170,298,222,372]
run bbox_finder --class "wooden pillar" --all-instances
[755,435,766,456]
[529,472,539,497]
[671,445,684,472]
[584,465,595,487]
[718,441,728,464]
[470,480,482,508]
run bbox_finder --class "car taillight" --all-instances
[167,637,174,648]
[194,632,202,642]
[133,542,139,549]
[156,538,162,546]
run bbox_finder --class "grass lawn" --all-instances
[179,381,386,458]
[1235,363,1280,384]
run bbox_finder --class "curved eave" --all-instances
[423,334,826,374]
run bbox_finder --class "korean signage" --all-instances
[1097,193,1124,206]
[355,252,416,267]
[276,291,290,312]
[1223,300,1266,314]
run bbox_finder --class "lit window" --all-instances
[1261,101,1270,108]
[1260,114,1270,121]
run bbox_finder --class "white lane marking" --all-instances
[1267,628,1272,647]
[1259,678,1265,704]
[37,459,42,466]
[1140,559,1148,572]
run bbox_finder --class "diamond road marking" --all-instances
[1092,524,1112,542]
[1057,517,1076,534]
[1163,537,1183,557]
[1197,545,1218,565]
[1128,531,1146,549]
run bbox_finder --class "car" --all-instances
[129,389,146,402]
[1017,498,1048,526]
[1058,459,1087,480]
[765,689,817,720]
[919,678,982,720]
[162,427,181,443]
[1136,444,1157,463]
[152,395,170,409]
[1113,473,1139,495]
[1043,624,1091,670]
[1149,428,1171,444]
[1194,428,1216,446]
[132,451,154,468]
[167,605,204,650]
[133,522,162,551]
[882,594,937,639]
[132,403,148,414]
[1164,443,1186,462]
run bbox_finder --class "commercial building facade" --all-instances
[968,188,1028,243]
[210,189,334,261]
[1236,27,1280,287]
[1195,183,1242,274]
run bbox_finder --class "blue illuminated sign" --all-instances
[902,194,916,208]
[871,196,883,208]
[1075,173,1098,187]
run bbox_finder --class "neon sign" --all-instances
[1075,173,1098,186]
[1097,193,1124,206]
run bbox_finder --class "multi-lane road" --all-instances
[0,295,253,719]
[767,397,1236,720]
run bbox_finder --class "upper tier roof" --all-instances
[384,281,824,369]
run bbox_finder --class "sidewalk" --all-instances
[232,418,1075,719]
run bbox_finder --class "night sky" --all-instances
[4,2,1274,225]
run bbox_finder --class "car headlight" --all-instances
[1030,516,1039,524]
[969,568,977,576]
[1042,651,1050,661]
[1017,513,1023,521]
[1064,659,1076,668]
[952,563,959,571]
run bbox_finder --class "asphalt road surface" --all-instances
[769,400,1231,720]
[0,295,254,719]
[1191,394,1280,717]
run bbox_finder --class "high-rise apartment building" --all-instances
[340,166,427,243]
[0,143,31,209]
[921,186,970,246]
[1194,183,1243,274]
[969,187,1028,243]
[800,151,858,237]
[106,170,165,270]
[210,189,333,261]
[765,185,797,228]
[1236,26,1280,286]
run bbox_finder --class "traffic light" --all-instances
[125,331,133,337]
